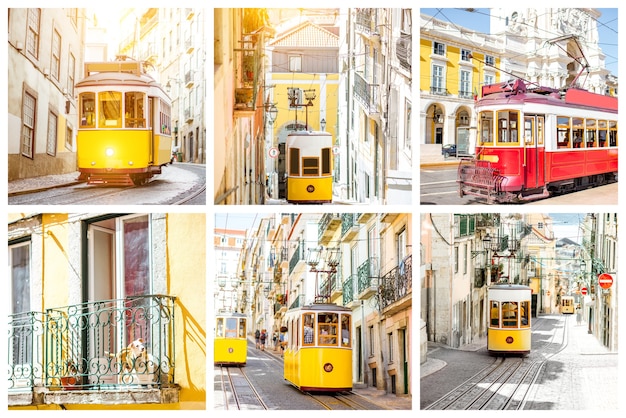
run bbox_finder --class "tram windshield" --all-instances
[490,300,530,328]
[98,91,122,128]
[216,317,246,338]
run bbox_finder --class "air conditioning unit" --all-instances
[15,41,23,51]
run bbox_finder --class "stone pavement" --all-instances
[8,171,83,195]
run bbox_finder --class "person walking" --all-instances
[259,329,267,351]
[255,329,261,349]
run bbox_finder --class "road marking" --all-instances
[421,180,457,186]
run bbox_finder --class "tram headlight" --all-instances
[105,148,114,157]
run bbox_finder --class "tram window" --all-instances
[225,318,237,338]
[496,111,518,143]
[98,91,122,128]
[318,313,338,345]
[79,93,95,128]
[609,121,617,146]
[490,301,499,327]
[303,313,315,345]
[537,117,544,145]
[520,301,530,328]
[524,117,534,145]
[302,157,319,176]
[239,319,246,338]
[216,318,224,338]
[321,147,331,175]
[124,92,145,128]
[479,111,494,144]
[160,100,171,134]
[557,116,571,149]
[289,148,300,175]
[572,117,584,148]
[502,302,518,327]
[341,315,351,347]
[598,121,608,147]
[585,119,597,148]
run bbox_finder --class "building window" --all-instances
[460,70,471,98]
[369,325,374,356]
[431,64,445,94]
[433,41,445,56]
[405,99,412,151]
[388,332,394,362]
[21,91,36,158]
[289,55,302,72]
[51,29,61,81]
[46,111,58,156]
[65,124,73,151]
[67,53,75,97]
[454,246,459,273]
[485,55,495,66]
[26,8,40,59]
[9,240,32,372]
[461,49,472,61]
[484,74,494,86]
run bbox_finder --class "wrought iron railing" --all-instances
[379,254,412,309]
[8,295,175,392]
[357,257,378,294]
[341,213,358,236]
[343,274,356,305]
[289,240,305,274]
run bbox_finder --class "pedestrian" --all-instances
[272,330,279,351]
[576,305,582,325]
[259,329,267,351]
[280,330,287,358]
[255,329,260,349]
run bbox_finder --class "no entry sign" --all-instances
[598,273,614,289]
[581,287,588,295]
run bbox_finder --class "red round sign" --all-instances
[598,273,614,289]
[581,287,588,295]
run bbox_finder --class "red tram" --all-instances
[458,80,617,203]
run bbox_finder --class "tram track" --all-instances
[425,314,570,410]
[217,366,268,410]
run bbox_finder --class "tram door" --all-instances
[523,115,545,188]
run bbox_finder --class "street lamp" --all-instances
[307,246,340,303]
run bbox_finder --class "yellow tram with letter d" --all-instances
[286,131,333,204]
[487,284,532,356]
[214,312,247,366]
[283,303,352,392]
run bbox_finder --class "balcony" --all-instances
[357,257,379,300]
[341,213,359,242]
[379,254,412,315]
[354,73,378,115]
[184,107,194,123]
[289,240,306,275]
[318,213,341,245]
[342,275,357,308]
[184,70,195,89]
[358,213,374,223]
[8,295,178,407]
[381,213,400,224]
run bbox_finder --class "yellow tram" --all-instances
[487,284,532,356]
[283,303,352,392]
[75,58,173,186]
[560,295,575,314]
[214,312,248,366]
[286,131,333,204]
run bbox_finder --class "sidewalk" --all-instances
[257,339,412,410]
[8,171,84,196]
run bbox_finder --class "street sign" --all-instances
[581,287,588,295]
[332,145,340,155]
[268,147,279,158]
[598,273,614,289]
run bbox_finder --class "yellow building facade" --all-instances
[8,213,206,410]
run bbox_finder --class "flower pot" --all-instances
[61,375,80,390]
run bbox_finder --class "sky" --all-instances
[215,213,261,232]
[420,8,618,76]
[548,213,585,243]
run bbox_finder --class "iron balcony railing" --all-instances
[342,274,356,305]
[379,254,412,309]
[357,257,379,294]
[8,295,175,392]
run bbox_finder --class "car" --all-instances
[442,144,457,157]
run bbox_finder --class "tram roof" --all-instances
[479,81,617,113]
[287,130,331,137]
[288,303,351,313]
[215,311,247,318]
[488,283,531,290]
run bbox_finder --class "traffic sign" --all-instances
[581,287,588,295]
[332,145,340,155]
[268,147,279,158]
[598,273,614,289]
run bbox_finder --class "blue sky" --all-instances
[421,8,618,76]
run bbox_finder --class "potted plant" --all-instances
[60,360,80,390]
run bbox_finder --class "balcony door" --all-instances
[87,215,151,385]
